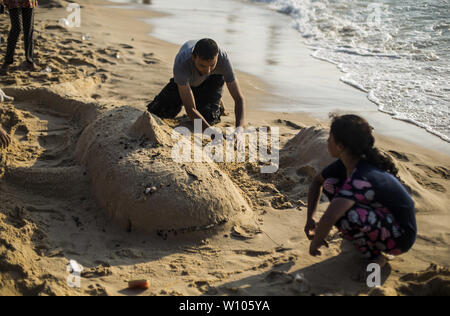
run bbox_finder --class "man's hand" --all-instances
[177,84,212,131]
[0,127,11,149]
[0,88,14,102]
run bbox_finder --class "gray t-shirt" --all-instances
[173,40,235,87]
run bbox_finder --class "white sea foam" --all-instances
[252,0,450,142]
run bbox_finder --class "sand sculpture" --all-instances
[1,80,255,235]
[75,107,255,234]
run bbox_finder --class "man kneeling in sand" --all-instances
[147,39,245,131]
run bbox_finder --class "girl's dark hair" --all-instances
[330,114,399,176]
[192,39,219,60]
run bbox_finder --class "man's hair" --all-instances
[192,39,219,60]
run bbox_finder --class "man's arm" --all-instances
[177,84,212,131]
[226,80,245,128]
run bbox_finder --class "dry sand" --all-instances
[0,0,448,296]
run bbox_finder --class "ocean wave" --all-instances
[251,0,450,142]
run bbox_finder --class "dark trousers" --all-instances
[4,8,35,65]
[147,75,225,125]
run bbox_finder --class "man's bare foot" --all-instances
[352,255,389,283]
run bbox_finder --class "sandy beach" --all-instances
[0,0,449,296]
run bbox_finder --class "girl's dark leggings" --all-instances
[4,8,35,65]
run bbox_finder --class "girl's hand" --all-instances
[306,218,324,257]
[309,235,330,257]
[309,239,322,257]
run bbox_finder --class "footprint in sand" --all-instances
[97,57,117,65]
[68,57,97,68]
[119,44,134,50]
[142,52,159,65]
[275,119,303,130]
[414,163,449,180]
[407,168,446,193]
[85,284,108,296]
[388,150,410,162]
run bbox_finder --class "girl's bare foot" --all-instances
[352,255,389,283]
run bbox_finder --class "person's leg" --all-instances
[21,8,35,66]
[337,206,402,281]
[192,75,225,125]
[147,78,183,119]
[4,8,21,66]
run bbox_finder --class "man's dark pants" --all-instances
[147,75,225,125]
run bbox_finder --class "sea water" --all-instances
[252,0,450,142]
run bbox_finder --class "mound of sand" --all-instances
[3,77,101,125]
[280,126,333,176]
[0,79,101,197]
[75,108,255,235]
[368,263,450,296]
